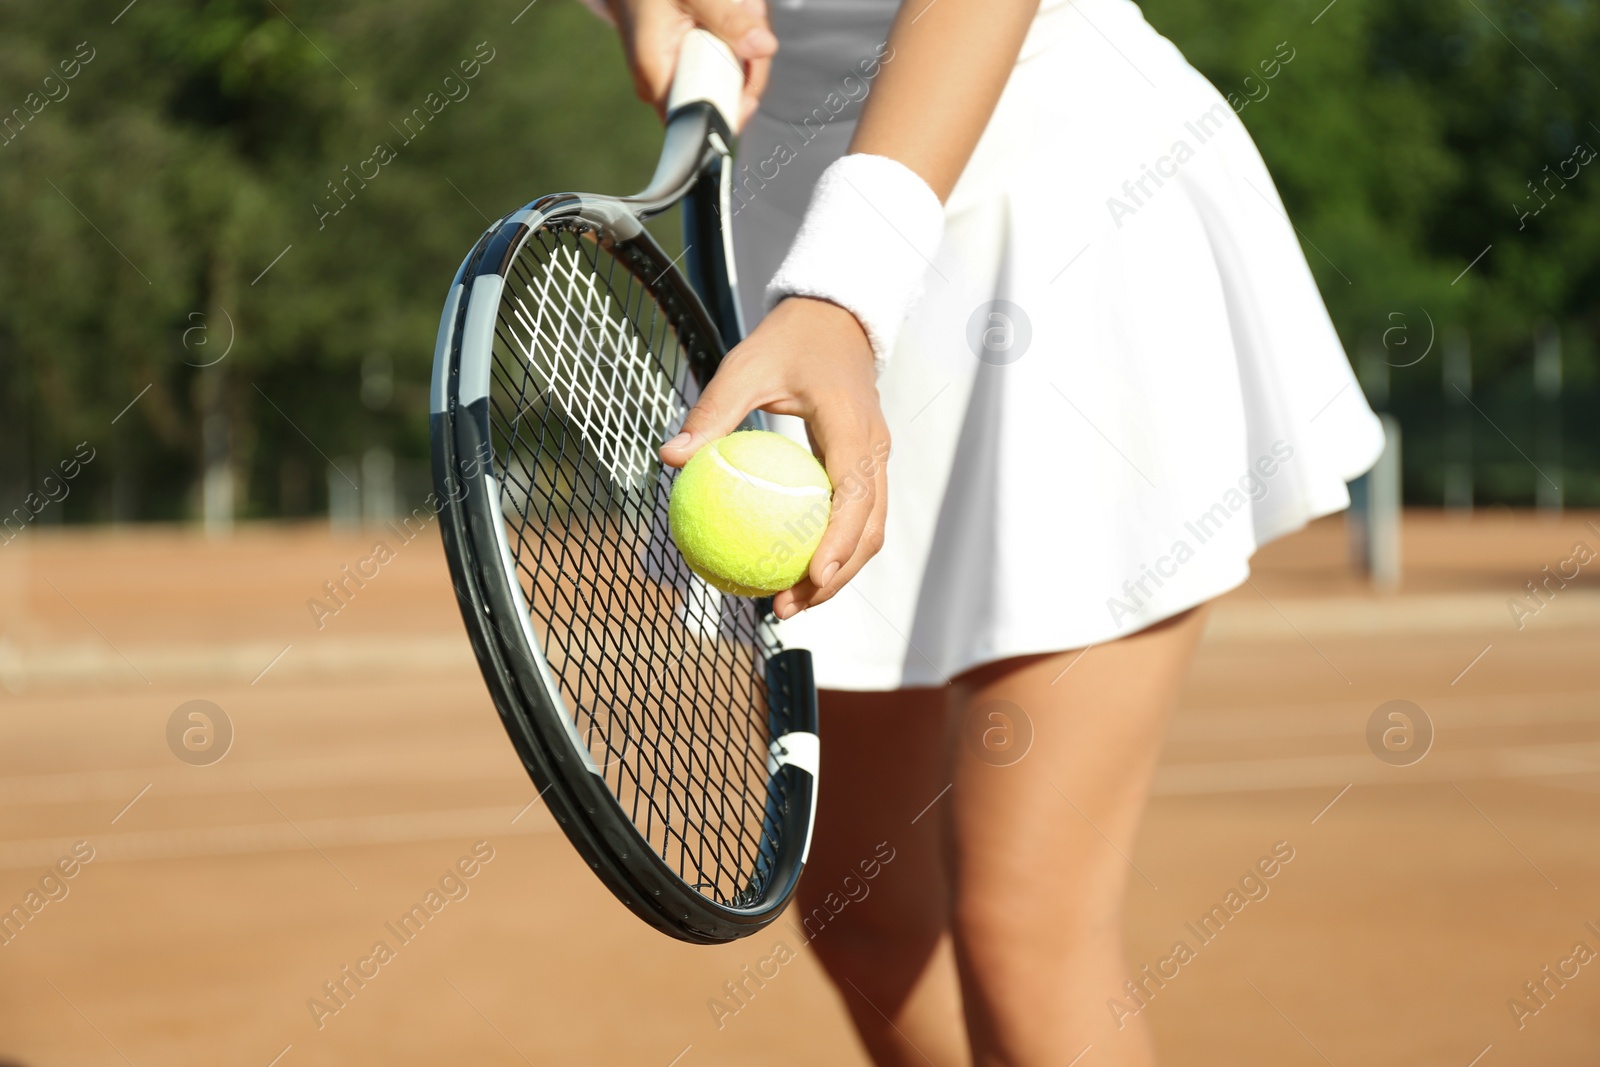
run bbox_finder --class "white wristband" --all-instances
[764,154,945,376]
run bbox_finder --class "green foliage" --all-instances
[0,0,657,520]
[1143,0,1600,504]
[1,0,1597,518]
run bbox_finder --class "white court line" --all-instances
[0,805,555,872]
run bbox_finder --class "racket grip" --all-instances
[666,28,744,134]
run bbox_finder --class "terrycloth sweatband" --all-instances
[764,154,945,376]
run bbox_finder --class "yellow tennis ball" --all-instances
[668,430,833,597]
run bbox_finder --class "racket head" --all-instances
[429,191,818,944]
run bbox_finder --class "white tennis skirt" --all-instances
[731,0,1385,691]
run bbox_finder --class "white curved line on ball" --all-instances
[707,441,831,498]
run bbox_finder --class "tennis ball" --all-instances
[668,430,833,597]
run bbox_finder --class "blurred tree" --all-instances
[0,0,658,523]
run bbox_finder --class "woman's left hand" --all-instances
[660,297,890,620]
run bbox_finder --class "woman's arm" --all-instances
[851,0,1039,199]
[657,0,1041,621]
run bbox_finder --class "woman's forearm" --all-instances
[850,0,1041,201]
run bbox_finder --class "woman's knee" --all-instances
[797,860,947,993]
[949,873,1123,982]
[806,912,948,1010]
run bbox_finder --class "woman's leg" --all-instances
[947,606,1211,1067]
[798,686,969,1067]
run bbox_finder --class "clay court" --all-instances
[1,512,1597,1065]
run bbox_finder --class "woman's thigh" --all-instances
[945,606,1211,1061]
[796,685,956,1000]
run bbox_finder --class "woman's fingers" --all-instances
[740,53,771,127]
[683,0,778,62]
[771,425,888,618]
[615,0,776,118]
[673,0,776,123]
[768,411,885,619]
[811,416,877,589]
[623,5,694,108]
[795,423,889,613]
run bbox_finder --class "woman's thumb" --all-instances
[659,360,762,468]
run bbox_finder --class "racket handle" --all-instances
[666,28,744,134]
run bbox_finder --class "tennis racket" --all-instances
[428,30,819,945]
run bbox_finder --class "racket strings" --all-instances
[501,238,677,494]
[486,221,792,905]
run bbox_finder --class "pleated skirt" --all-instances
[730,0,1385,690]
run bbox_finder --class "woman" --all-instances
[610,0,1383,1062]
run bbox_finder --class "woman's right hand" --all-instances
[604,0,778,127]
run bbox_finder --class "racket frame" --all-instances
[429,99,818,944]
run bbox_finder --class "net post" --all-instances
[1349,414,1402,590]
[1535,320,1563,514]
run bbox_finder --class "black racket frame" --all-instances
[429,101,818,944]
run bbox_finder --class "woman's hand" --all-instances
[605,0,777,127]
[660,297,890,621]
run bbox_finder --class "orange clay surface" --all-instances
[0,511,1596,1066]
